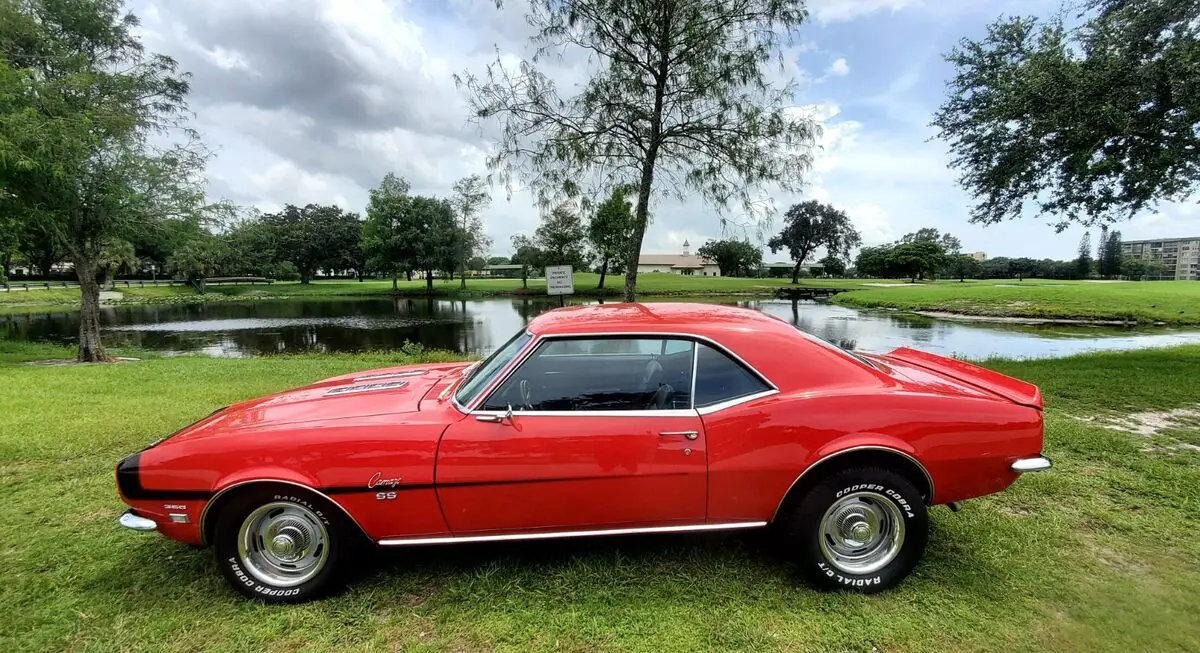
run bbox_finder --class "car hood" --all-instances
[165,362,474,443]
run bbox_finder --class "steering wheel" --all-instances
[519,379,534,410]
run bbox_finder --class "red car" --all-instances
[116,303,1049,602]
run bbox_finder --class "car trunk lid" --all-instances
[870,347,1043,410]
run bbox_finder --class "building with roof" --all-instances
[636,241,721,277]
[1120,236,1200,280]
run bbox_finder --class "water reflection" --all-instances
[4,296,1200,360]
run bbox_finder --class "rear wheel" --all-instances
[213,487,350,603]
[777,466,928,592]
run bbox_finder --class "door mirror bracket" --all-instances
[475,404,515,424]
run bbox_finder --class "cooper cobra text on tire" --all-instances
[213,486,350,603]
[778,466,929,593]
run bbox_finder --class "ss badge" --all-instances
[375,491,397,501]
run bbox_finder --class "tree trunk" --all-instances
[1,252,10,279]
[38,250,55,278]
[622,155,658,302]
[460,261,467,289]
[392,273,397,291]
[406,269,412,282]
[300,271,311,284]
[521,267,528,289]
[597,258,608,289]
[75,257,110,363]
[425,271,433,293]
[791,262,801,285]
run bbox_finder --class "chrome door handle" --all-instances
[659,430,698,440]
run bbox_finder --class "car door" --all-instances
[436,336,707,534]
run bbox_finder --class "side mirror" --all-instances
[474,404,515,424]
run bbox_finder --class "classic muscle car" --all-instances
[116,303,1050,602]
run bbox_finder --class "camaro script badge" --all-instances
[368,472,401,489]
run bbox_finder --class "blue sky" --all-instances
[131,0,1198,262]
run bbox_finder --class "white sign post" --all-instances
[545,265,574,306]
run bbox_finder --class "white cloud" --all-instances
[827,57,851,77]
[807,0,916,23]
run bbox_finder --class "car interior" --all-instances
[482,338,695,411]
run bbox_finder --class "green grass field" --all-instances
[2,344,1198,651]
[7,276,1200,326]
[833,279,1200,325]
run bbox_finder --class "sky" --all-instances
[128,0,1199,261]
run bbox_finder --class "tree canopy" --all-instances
[697,239,763,277]
[450,174,492,288]
[534,203,591,270]
[933,0,1200,229]
[459,0,816,300]
[767,201,862,284]
[0,0,224,361]
[587,187,634,288]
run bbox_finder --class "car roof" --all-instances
[526,302,883,394]
[528,302,796,339]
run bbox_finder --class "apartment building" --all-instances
[1120,237,1200,280]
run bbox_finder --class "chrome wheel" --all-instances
[237,501,329,587]
[818,491,905,575]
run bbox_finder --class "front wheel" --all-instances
[777,466,929,592]
[213,488,350,603]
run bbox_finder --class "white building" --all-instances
[636,241,721,277]
[1121,236,1200,280]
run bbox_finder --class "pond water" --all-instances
[5,296,1200,361]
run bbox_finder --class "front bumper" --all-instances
[1011,456,1052,473]
[118,510,157,532]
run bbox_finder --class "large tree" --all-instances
[767,201,862,284]
[697,238,763,277]
[406,196,459,293]
[449,174,493,289]
[933,0,1200,229]
[1076,231,1093,278]
[459,0,815,301]
[817,254,846,278]
[534,203,591,270]
[362,173,414,288]
[510,234,542,289]
[1099,229,1123,278]
[260,204,362,284]
[587,187,634,288]
[0,0,223,361]
[887,241,948,282]
[900,228,961,255]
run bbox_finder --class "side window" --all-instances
[482,337,695,411]
[693,344,771,409]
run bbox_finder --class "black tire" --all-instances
[213,486,351,603]
[777,466,928,593]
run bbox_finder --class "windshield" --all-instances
[454,330,532,407]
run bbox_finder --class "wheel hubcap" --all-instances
[819,491,905,575]
[237,501,329,588]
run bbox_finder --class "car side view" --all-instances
[115,303,1050,602]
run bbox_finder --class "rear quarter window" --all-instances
[693,344,771,408]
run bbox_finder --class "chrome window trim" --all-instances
[472,408,700,418]
[689,343,700,408]
[377,521,767,546]
[769,446,936,522]
[470,331,776,413]
[453,330,536,413]
[198,479,367,546]
[694,389,780,416]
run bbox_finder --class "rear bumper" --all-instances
[118,510,157,532]
[1011,456,1052,473]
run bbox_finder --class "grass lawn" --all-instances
[833,279,1200,325]
[2,343,1199,651]
[0,274,861,314]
